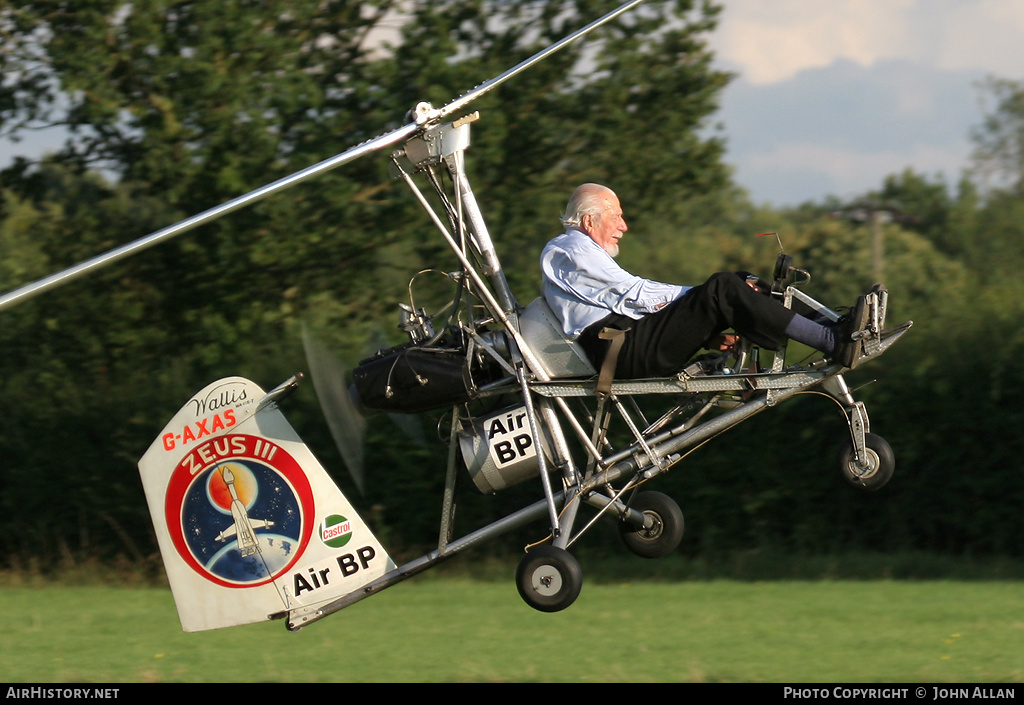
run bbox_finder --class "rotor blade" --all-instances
[359,329,426,447]
[435,0,646,121]
[0,122,418,313]
[387,412,426,448]
[301,324,367,495]
[0,0,646,314]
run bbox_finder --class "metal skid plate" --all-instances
[530,368,827,398]
[862,321,912,359]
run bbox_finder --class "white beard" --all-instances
[603,243,619,258]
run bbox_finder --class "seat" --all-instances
[519,297,597,379]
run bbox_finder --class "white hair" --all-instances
[560,184,616,229]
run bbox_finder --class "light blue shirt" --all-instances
[540,229,690,338]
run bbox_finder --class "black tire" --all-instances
[839,432,895,491]
[618,491,685,559]
[515,546,583,613]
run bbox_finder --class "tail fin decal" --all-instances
[139,376,395,632]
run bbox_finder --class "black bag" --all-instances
[352,345,477,413]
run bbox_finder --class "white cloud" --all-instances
[706,0,1024,205]
[712,0,1024,85]
[736,140,967,206]
[936,0,1024,73]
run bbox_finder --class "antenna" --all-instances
[756,231,784,251]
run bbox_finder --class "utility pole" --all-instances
[831,199,902,286]
[871,206,886,285]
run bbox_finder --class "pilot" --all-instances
[540,183,871,378]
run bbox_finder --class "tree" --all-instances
[970,76,1024,197]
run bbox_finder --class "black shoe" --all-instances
[834,293,870,369]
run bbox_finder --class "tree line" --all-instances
[1,0,1023,569]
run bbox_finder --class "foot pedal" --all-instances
[869,284,888,333]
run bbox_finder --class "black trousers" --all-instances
[578,271,797,378]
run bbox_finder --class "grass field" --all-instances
[2,571,1023,683]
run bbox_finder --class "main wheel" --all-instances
[515,546,583,613]
[839,432,895,491]
[618,491,685,559]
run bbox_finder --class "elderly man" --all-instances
[540,183,868,378]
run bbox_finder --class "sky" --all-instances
[707,0,1024,206]
[3,1,1023,209]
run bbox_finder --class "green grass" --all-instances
[2,574,1023,683]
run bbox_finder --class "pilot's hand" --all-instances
[709,334,740,352]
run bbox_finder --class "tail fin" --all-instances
[138,376,395,632]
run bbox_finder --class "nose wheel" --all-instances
[516,546,583,613]
[839,432,895,491]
